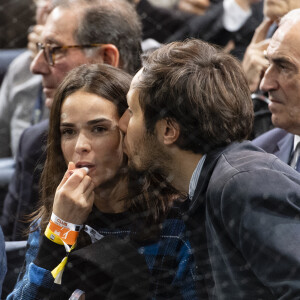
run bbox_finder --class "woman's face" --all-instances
[60,90,124,188]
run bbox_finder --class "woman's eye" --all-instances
[61,128,75,136]
[93,126,107,133]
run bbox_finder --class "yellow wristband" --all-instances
[44,225,64,245]
[51,242,77,284]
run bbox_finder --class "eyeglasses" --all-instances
[36,43,107,66]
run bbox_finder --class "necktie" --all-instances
[290,143,300,172]
[31,84,44,125]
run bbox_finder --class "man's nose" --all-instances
[30,49,50,75]
[119,109,130,134]
[259,66,278,92]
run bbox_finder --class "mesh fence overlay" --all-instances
[0,1,299,299]
[0,0,35,49]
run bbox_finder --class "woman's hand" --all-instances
[52,162,95,225]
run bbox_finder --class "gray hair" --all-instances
[56,0,142,75]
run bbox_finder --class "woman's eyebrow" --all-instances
[60,118,113,127]
[87,118,112,126]
[60,122,75,127]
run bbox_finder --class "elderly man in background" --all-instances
[243,0,300,138]
[253,9,300,173]
[243,0,300,92]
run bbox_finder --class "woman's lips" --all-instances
[75,163,96,173]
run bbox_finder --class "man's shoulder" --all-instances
[209,141,296,187]
[202,141,300,206]
[252,128,292,151]
[18,120,49,156]
[22,119,49,138]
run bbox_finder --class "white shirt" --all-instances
[223,0,252,32]
[189,154,207,200]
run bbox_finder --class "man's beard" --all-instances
[127,131,171,178]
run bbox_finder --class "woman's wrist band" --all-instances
[51,212,83,232]
[44,212,84,246]
[48,220,79,245]
[44,225,64,245]
[44,213,84,284]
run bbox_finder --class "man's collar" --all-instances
[189,154,206,200]
[293,135,300,152]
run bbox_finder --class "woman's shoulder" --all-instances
[27,220,42,248]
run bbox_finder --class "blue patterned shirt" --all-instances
[8,208,199,299]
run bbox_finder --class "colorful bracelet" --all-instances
[48,219,79,245]
[44,214,83,284]
[44,225,64,245]
[51,212,83,232]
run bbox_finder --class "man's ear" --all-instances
[99,44,120,68]
[156,118,180,145]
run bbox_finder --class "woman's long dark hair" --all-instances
[30,63,179,238]
[32,64,130,233]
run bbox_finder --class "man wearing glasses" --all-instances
[0,0,142,241]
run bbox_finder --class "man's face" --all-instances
[264,0,300,21]
[260,20,300,134]
[119,70,170,173]
[30,7,93,108]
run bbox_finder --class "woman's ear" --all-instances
[156,118,180,145]
[99,44,120,68]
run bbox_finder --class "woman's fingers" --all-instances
[53,164,95,224]
[57,162,76,190]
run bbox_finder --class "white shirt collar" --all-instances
[293,135,300,151]
[189,154,206,200]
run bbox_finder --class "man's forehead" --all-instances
[268,21,300,57]
[127,69,143,103]
[131,68,143,89]
[127,86,138,106]
[43,6,78,44]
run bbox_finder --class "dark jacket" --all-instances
[0,120,48,240]
[252,127,294,165]
[186,141,300,299]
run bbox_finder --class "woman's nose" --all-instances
[75,133,92,153]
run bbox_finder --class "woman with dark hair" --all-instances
[8,64,198,300]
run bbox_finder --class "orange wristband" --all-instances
[44,225,64,245]
[49,219,79,245]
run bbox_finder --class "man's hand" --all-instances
[178,0,210,15]
[242,19,273,92]
[235,0,262,11]
[52,162,95,225]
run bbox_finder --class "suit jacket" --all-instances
[0,120,48,240]
[252,127,294,164]
[186,141,300,299]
